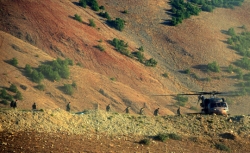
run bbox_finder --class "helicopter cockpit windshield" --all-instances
[210,102,227,108]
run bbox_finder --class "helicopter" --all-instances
[155,91,230,115]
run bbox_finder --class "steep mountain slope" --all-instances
[0,0,250,115]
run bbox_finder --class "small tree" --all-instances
[14,91,23,100]
[9,84,18,93]
[89,19,96,27]
[63,84,74,95]
[207,61,220,72]
[10,58,18,67]
[79,0,87,8]
[74,14,82,23]
[25,64,32,75]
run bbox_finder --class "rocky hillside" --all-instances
[0,108,250,152]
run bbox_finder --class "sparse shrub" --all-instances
[139,139,150,145]
[207,61,220,72]
[215,143,230,152]
[25,64,32,75]
[111,38,129,56]
[36,84,45,91]
[31,69,44,83]
[162,73,168,78]
[108,18,125,31]
[9,84,18,93]
[10,57,18,67]
[66,58,74,66]
[14,91,23,100]
[176,95,188,106]
[227,64,234,73]
[184,68,190,74]
[63,84,74,95]
[74,14,82,23]
[0,89,7,98]
[99,5,105,10]
[76,62,83,67]
[154,133,169,142]
[89,19,96,27]
[95,45,105,51]
[133,51,144,62]
[79,0,87,8]
[72,81,77,88]
[138,46,144,52]
[228,27,236,36]
[110,77,116,81]
[0,99,8,105]
[122,10,128,14]
[168,133,182,140]
[99,12,111,20]
[145,58,157,67]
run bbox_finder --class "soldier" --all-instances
[66,102,71,112]
[177,107,181,115]
[125,106,130,114]
[32,103,37,110]
[12,100,17,109]
[106,104,111,112]
[154,108,159,116]
[139,107,145,115]
[10,100,14,108]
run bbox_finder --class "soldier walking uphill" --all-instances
[10,100,17,109]
[106,104,111,112]
[177,107,181,115]
[66,102,71,112]
[154,108,159,116]
[32,103,37,110]
[139,107,145,115]
[124,106,131,114]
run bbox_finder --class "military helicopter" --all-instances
[155,91,230,115]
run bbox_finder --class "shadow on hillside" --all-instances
[161,19,174,26]
[220,30,229,35]
[192,65,208,73]
[72,2,80,6]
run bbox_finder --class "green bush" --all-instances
[25,64,32,75]
[207,61,220,72]
[10,58,18,67]
[9,84,18,93]
[72,81,77,88]
[176,95,188,106]
[74,14,82,23]
[36,84,45,91]
[154,133,169,142]
[0,99,8,105]
[145,58,157,67]
[111,38,129,56]
[63,84,74,95]
[139,139,150,145]
[108,18,125,31]
[162,73,168,78]
[14,91,23,100]
[228,27,236,36]
[89,19,96,27]
[31,69,44,83]
[215,143,230,152]
[184,68,191,74]
[79,0,87,8]
[168,133,182,140]
[95,45,105,51]
[98,12,111,20]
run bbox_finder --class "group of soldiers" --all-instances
[105,104,163,116]
[10,99,37,110]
